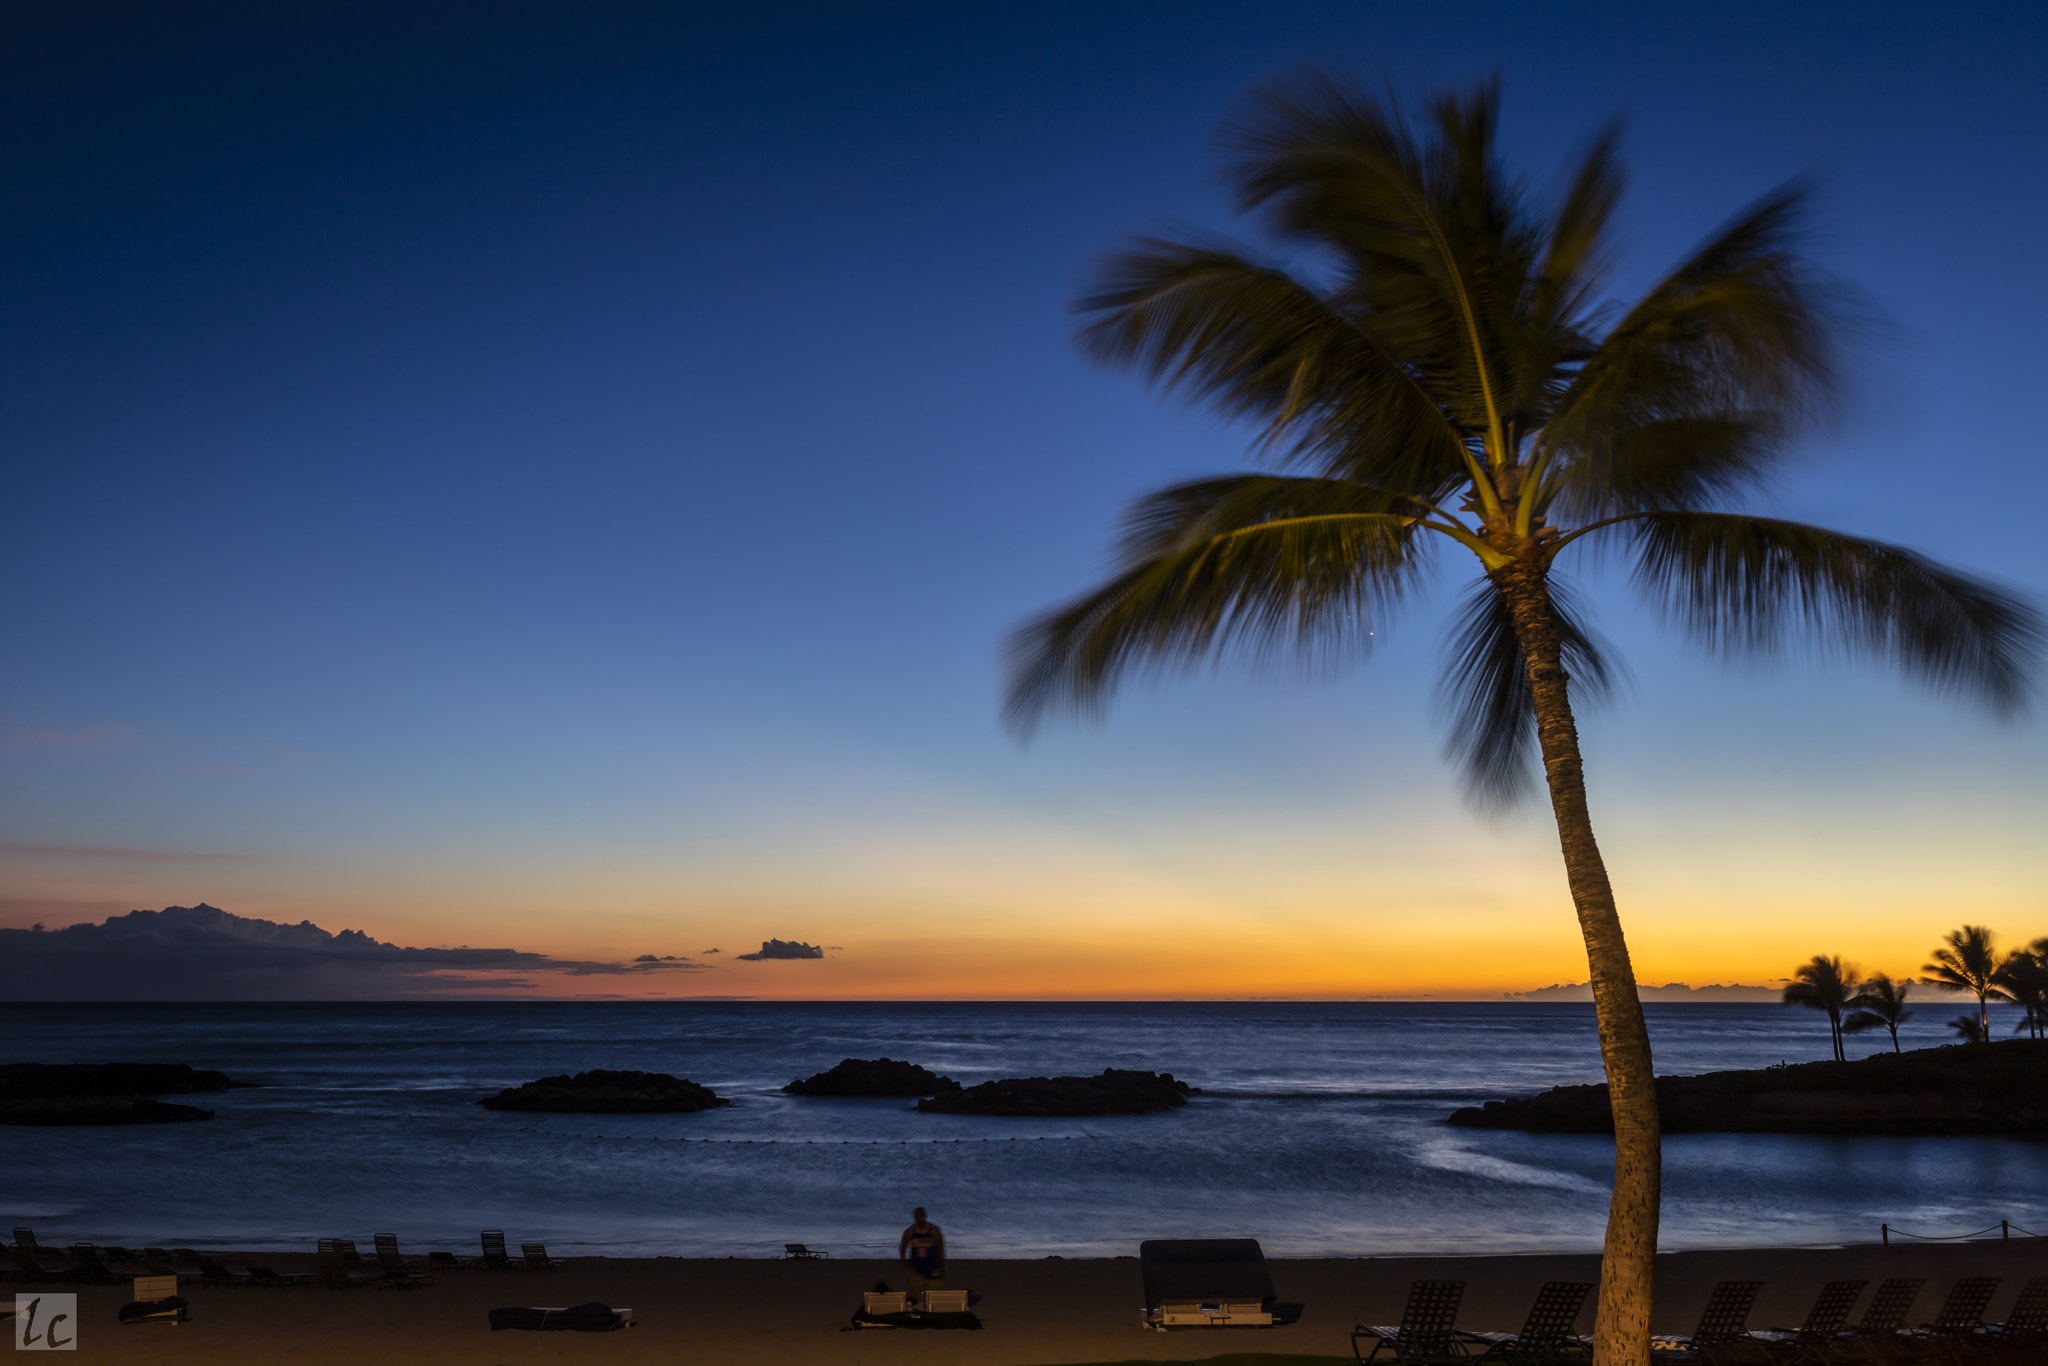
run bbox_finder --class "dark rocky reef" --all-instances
[916,1068,1197,1116]
[784,1057,961,1097]
[479,1068,731,1113]
[0,1062,256,1125]
[1448,1039,2048,1136]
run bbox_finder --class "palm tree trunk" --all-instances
[1494,561,1659,1366]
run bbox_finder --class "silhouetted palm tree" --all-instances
[1948,1014,1989,1045]
[1842,972,1913,1053]
[1003,74,2043,1366]
[1783,956,1858,1061]
[1921,925,2011,1040]
[1993,942,2048,1039]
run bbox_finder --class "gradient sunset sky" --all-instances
[3,1,2043,999]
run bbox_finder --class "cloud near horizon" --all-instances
[0,904,712,1001]
[735,938,825,961]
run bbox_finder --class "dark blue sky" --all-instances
[3,2,2043,996]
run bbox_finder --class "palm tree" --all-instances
[1921,925,2012,1040]
[1949,1014,1989,1045]
[1842,972,1913,1053]
[1783,956,1857,1061]
[1992,942,2048,1039]
[1002,73,2043,1366]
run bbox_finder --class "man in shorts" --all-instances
[898,1207,945,1295]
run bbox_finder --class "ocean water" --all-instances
[4,1001,2043,1259]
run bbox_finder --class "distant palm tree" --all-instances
[1003,72,2042,1366]
[1993,942,2048,1039]
[1783,956,1858,1061]
[1921,925,2012,1040]
[1842,972,1914,1053]
[1948,1014,1989,1045]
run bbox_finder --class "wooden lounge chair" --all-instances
[784,1242,826,1259]
[481,1229,518,1270]
[522,1242,559,1272]
[1355,1280,1470,1364]
[921,1289,970,1313]
[864,1291,909,1316]
[1463,1281,1594,1364]
[118,1273,189,1326]
[1646,1280,1765,1362]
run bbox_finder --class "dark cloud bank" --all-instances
[736,938,824,961]
[0,905,710,1001]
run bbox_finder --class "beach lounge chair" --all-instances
[784,1242,826,1259]
[1982,1276,2048,1346]
[522,1242,559,1272]
[374,1234,426,1272]
[118,1273,189,1326]
[141,1247,192,1280]
[481,1229,517,1270]
[1355,1280,1470,1364]
[199,1261,251,1288]
[335,1238,369,1266]
[922,1289,970,1313]
[316,1240,380,1288]
[1463,1281,1594,1364]
[429,1250,461,1269]
[1752,1279,1866,1363]
[5,1244,57,1283]
[65,1244,122,1285]
[1905,1278,1999,1361]
[1646,1280,1764,1362]
[363,1236,434,1289]
[865,1291,909,1316]
[244,1264,313,1288]
[487,1300,633,1331]
[1842,1276,1922,1355]
[1141,1238,1283,1329]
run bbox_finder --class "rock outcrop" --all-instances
[916,1068,1197,1116]
[784,1057,961,1096]
[0,1062,256,1125]
[479,1069,731,1113]
[1447,1039,2048,1136]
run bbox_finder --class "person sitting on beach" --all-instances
[898,1208,945,1293]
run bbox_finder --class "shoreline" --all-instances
[14,1242,2046,1362]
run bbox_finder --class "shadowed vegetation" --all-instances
[1784,955,1858,1062]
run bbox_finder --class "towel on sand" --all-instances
[849,1310,983,1330]
[488,1301,630,1332]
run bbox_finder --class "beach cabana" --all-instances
[1139,1238,1279,1329]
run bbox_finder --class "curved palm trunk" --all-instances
[1494,561,1660,1366]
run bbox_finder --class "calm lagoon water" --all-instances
[4,1001,2042,1257]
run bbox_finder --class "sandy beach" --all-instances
[16,1241,2045,1363]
